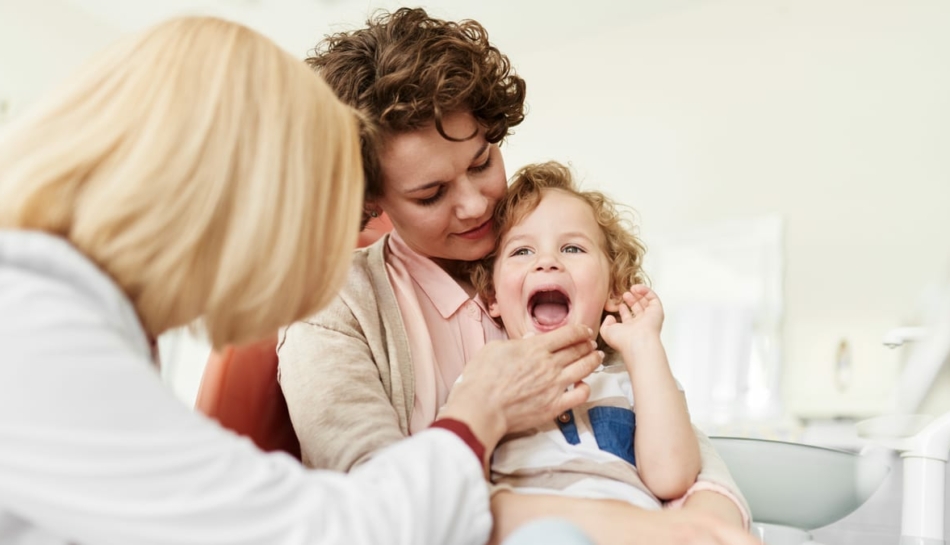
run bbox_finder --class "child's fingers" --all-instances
[617,301,633,322]
[632,283,658,301]
[627,284,655,302]
[600,315,617,337]
[628,284,650,296]
[623,291,648,316]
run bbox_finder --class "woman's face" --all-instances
[374,111,507,264]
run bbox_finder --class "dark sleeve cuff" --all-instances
[429,418,486,464]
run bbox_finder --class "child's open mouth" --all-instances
[528,287,571,331]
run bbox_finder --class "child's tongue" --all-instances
[533,302,569,326]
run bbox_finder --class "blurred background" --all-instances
[3,0,949,467]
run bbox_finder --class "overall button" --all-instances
[557,412,572,424]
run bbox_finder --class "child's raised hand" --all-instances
[600,284,664,351]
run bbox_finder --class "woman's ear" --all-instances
[364,206,382,218]
[488,296,501,318]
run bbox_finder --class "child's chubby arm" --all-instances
[600,285,701,500]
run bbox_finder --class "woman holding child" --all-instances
[279,8,758,545]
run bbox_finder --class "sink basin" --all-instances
[709,436,890,529]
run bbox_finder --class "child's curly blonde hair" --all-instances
[471,161,648,310]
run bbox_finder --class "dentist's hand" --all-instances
[439,323,603,465]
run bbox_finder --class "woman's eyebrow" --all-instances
[405,180,442,194]
[405,142,490,194]
[471,141,490,163]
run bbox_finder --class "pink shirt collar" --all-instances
[387,231,491,319]
[386,230,505,434]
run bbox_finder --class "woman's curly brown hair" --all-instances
[471,161,649,314]
[306,8,527,227]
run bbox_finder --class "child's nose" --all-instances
[534,252,562,271]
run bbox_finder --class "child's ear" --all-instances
[604,293,623,312]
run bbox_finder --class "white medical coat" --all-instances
[0,230,491,545]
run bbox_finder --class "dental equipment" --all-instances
[710,436,890,545]
[858,282,950,545]
[883,327,932,349]
[858,412,949,545]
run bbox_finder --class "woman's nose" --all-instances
[455,178,490,220]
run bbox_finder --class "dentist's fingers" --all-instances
[531,324,598,371]
[534,323,594,354]
[552,381,592,416]
[443,324,599,439]
[558,349,605,386]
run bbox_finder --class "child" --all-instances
[470,161,702,510]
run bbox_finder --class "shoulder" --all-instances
[334,235,390,304]
[283,235,398,340]
[0,232,156,425]
[0,230,151,358]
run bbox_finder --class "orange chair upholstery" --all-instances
[195,336,300,457]
[195,214,393,459]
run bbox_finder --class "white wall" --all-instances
[0,0,120,121]
[503,0,950,420]
[4,0,949,419]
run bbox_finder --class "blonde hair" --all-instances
[472,161,648,304]
[0,17,364,348]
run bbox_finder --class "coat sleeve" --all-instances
[0,272,491,545]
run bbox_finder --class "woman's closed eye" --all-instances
[418,185,446,206]
[469,155,492,174]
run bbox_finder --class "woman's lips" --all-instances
[456,219,492,240]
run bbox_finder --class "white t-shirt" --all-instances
[491,362,661,509]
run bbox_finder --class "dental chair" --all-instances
[194,214,393,459]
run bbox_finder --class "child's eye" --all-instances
[418,186,446,206]
[510,247,533,257]
[562,245,585,254]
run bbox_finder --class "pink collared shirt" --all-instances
[385,232,507,434]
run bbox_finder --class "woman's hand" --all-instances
[439,323,602,462]
[490,492,761,545]
[600,285,664,351]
